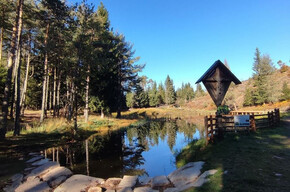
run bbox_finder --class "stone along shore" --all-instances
[4,152,217,192]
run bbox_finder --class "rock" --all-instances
[168,169,217,192]
[26,156,43,163]
[11,173,23,182]
[275,173,282,177]
[24,167,35,172]
[103,177,122,190]
[168,161,204,188]
[134,186,158,192]
[273,155,285,160]
[88,186,103,192]
[3,174,23,192]
[28,152,41,156]
[40,166,72,188]
[118,187,133,192]
[41,166,72,185]
[19,157,24,160]
[54,174,104,192]
[15,178,51,192]
[151,175,170,189]
[192,169,217,187]
[25,161,60,181]
[138,176,152,185]
[164,188,179,192]
[31,158,51,166]
[117,175,138,189]
[49,175,68,188]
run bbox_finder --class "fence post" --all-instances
[250,114,256,132]
[275,108,280,125]
[268,111,271,127]
[204,116,208,145]
[271,111,274,127]
[277,108,280,124]
[210,115,214,142]
[216,114,224,139]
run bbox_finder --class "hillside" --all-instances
[185,66,290,111]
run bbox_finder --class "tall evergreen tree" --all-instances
[164,75,176,105]
[1,0,24,139]
[148,81,158,107]
[157,82,165,105]
[251,48,275,105]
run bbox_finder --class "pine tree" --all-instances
[164,75,176,105]
[1,0,24,139]
[243,88,253,106]
[195,83,205,97]
[126,92,135,108]
[280,82,290,101]
[148,81,158,107]
[251,48,275,105]
[157,82,165,105]
[134,84,148,108]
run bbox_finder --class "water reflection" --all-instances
[43,119,201,178]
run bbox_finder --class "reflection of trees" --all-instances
[44,129,146,178]
[166,121,177,151]
[126,120,197,151]
[176,120,197,141]
[43,119,199,178]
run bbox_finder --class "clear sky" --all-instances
[69,0,290,88]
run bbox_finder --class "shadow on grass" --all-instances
[1,129,97,154]
[176,120,290,192]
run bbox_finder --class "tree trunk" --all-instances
[53,67,56,117]
[0,0,24,139]
[14,43,22,136]
[49,76,52,114]
[20,33,31,115]
[56,71,61,117]
[14,5,23,136]
[84,65,90,122]
[0,27,3,66]
[46,69,50,117]
[72,81,77,132]
[86,139,89,176]
[40,23,49,123]
[10,81,15,119]
[67,78,72,121]
[116,80,122,118]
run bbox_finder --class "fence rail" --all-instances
[204,108,280,144]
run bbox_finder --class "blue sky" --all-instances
[70,0,290,88]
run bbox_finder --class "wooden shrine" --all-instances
[196,60,241,107]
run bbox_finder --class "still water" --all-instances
[44,120,202,179]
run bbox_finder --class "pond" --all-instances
[43,119,203,179]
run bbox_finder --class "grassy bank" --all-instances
[176,116,290,192]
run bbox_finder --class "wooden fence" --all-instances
[204,108,280,144]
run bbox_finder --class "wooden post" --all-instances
[277,108,280,124]
[250,115,256,132]
[210,115,214,142]
[268,111,271,127]
[204,116,208,145]
[274,108,280,125]
[271,111,274,127]
[216,114,224,139]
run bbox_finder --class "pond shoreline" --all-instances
[4,152,217,192]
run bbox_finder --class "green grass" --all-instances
[176,119,290,192]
